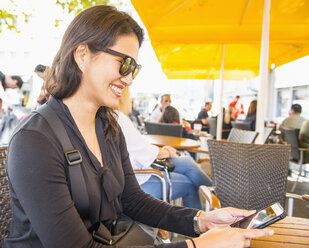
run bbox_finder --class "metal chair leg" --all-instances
[291,151,305,192]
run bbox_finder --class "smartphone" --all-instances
[230,202,286,229]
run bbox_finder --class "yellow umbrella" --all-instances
[131,0,309,80]
[157,43,260,79]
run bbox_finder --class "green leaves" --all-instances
[0,0,122,32]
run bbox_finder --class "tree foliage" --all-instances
[0,0,121,32]
[56,0,111,15]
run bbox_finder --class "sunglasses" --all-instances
[103,48,141,79]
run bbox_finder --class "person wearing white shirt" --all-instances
[116,88,212,209]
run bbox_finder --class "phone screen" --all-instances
[231,203,285,229]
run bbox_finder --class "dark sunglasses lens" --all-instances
[132,65,141,79]
[120,57,134,76]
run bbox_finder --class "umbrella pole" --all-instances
[256,0,271,144]
[216,44,225,140]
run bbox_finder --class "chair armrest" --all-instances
[134,169,164,178]
[134,169,167,202]
[286,193,309,216]
[188,148,208,154]
[299,147,309,152]
[199,185,221,211]
[286,192,304,200]
[198,157,210,163]
[302,194,309,202]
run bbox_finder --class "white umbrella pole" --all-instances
[216,44,225,140]
[256,0,271,144]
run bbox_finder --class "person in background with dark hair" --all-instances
[159,105,196,139]
[148,94,171,122]
[280,103,307,130]
[4,5,273,248]
[194,101,212,132]
[0,71,24,117]
[244,100,257,131]
[34,64,50,105]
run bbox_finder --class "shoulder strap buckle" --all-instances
[64,149,82,166]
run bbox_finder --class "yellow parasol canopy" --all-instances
[131,0,309,80]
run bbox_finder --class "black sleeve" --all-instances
[118,131,198,237]
[197,110,208,119]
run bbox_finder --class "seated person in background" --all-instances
[117,88,212,210]
[148,93,171,122]
[299,121,309,165]
[280,103,307,130]
[194,101,212,132]
[0,71,24,117]
[34,64,50,105]
[244,100,257,131]
[159,105,198,140]
[229,95,244,119]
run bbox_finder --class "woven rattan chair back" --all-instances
[207,140,290,211]
[144,121,183,137]
[0,146,10,246]
[227,128,259,144]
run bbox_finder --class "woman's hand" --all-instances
[162,145,178,158]
[198,208,256,232]
[188,226,274,248]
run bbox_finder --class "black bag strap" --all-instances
[36,104,90,223]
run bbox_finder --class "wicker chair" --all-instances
[0,146,10,246]
[227,128,259,144]
[207,140,290,211]
[144,121,183,137]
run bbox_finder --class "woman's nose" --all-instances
[120,72,133,86]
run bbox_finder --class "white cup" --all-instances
[193,123,202,134]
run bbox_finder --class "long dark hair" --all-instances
[45,5,144,139]
[247,100,257,117]
[159,106,180,124]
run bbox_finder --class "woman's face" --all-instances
[78,34,140,109]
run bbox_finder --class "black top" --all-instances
[4,97,198,248]
[197,108,208,119]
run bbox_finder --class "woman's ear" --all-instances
[74,44,88,72]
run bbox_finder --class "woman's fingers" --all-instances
[243,228,274,239]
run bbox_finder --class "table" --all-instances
[143,134,201,150]
[251,216,309,247]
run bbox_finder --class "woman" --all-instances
[117,87,212,210]
[244,100,257,131]
[159,105,197,140]
[4,5,273,248]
